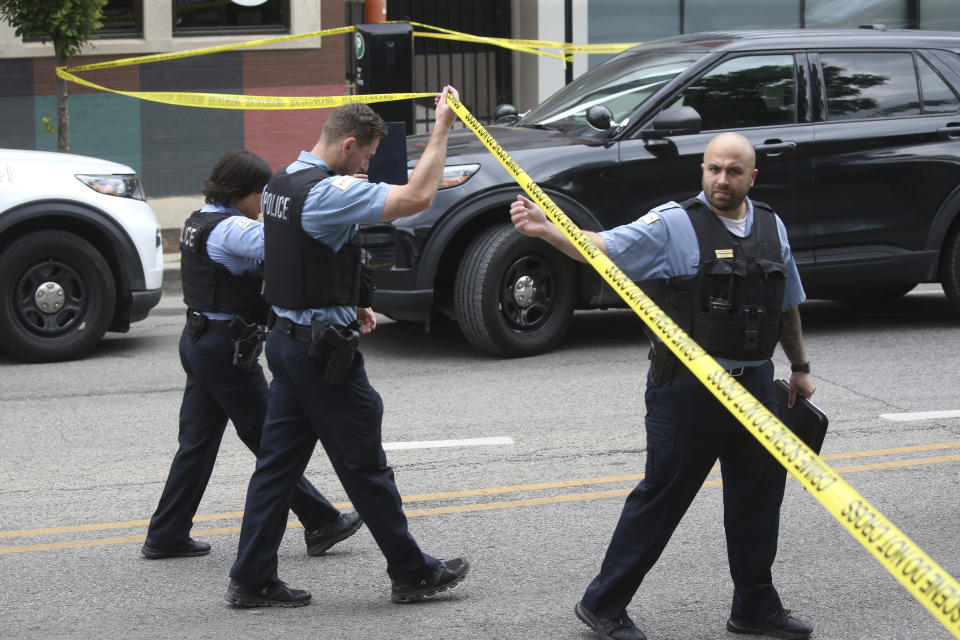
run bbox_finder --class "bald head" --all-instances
[700,132,758,219]
[703,132,756,171]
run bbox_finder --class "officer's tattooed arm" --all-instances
[780,305,816,404]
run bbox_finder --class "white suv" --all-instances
[0,149,163,362]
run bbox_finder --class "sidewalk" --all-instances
[162,251,181,296]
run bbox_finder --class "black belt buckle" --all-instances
[728,366,745,377]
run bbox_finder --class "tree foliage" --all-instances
[0,0,107,57]
[0,0,108,151]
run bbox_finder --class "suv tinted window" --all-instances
[678,55,797,130]
[918,56,960,113]
[518,50,703,139]
[821,52,920,120]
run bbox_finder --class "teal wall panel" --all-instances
[34,95,142,174]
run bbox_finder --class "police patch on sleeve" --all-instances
[330,175,358,191]
[233,217,255,230]
[640,212,661,225]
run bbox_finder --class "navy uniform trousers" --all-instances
[581,360,787,621]
[146,325,340,545]
[229,329,437,589]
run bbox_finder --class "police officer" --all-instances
[510,132,816,640]
[225,88,470,608]
[142,150,361,560]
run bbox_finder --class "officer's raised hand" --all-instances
[381,85,460,221]
[510,194,609,262]
[510,195,550,237]
[434,85,460,129]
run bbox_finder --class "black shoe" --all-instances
[727,608,813,639]
[141,537,211,559]
[224,578,311,608]
[304,511,363,556]
[575,600,646,640]
[390,557,470,603]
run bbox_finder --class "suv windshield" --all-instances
[517,50,704,138]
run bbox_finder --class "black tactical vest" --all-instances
[655,198,787,361]
[179,210,267,324]
[262,166,365,310]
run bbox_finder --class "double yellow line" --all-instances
[3,441,958,557]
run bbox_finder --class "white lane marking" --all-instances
[383,436,515,451]
[880,410,960,422]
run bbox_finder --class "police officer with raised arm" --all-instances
[143,150,360,561]
[226,87,470,608]
[511,132,816,640]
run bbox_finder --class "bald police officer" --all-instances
[511,132,816,640]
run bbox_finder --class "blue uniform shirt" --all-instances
[599,192,806,368]
[271,151,391,327]
[200,202,264,321]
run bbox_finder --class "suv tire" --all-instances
[0,230,116,362]
[455,223,577,357]
[941,225,960,309]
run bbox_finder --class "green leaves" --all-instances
[0,0,108,57]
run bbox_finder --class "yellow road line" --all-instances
[3,440,956,541]
[1,451,957,555]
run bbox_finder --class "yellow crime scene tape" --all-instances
[53,20,959,635]
[54,21,639,106]
[443,91,960,638]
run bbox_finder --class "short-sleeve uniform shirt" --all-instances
[598,192,806,368]
[271,151,391,327]
[200,202,264,321]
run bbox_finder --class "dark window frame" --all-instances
[172,0,290,38]
[915,52,960,113]
[93,0,144,39]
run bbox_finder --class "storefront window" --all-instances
[95,0,143,38]
[920,0,960,30]
[806,0,909,28]
[173,0,288,36]
[685,0,799,31]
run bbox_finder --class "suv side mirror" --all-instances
[640,106,702,139]
[586,105,615,130]
[493,104,520,124]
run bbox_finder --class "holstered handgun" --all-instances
[648,340,679,388]
[230,317,265,370]
[308,321,360,386]
[186,310,207,343]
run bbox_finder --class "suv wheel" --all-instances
[942,225,960,309]
[455,223,577,357]
[0,230,116,362]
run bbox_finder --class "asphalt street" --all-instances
[0,281,958,640]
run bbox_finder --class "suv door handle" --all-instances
[755,140,797,157]
[937,124,960,139]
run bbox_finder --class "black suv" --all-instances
[366,28,960,356]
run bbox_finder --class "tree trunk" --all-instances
[55,48,69,153]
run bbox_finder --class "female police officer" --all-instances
[142,150,361,560]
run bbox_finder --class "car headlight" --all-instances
[406,163,480,190]
[76,174,145,200]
